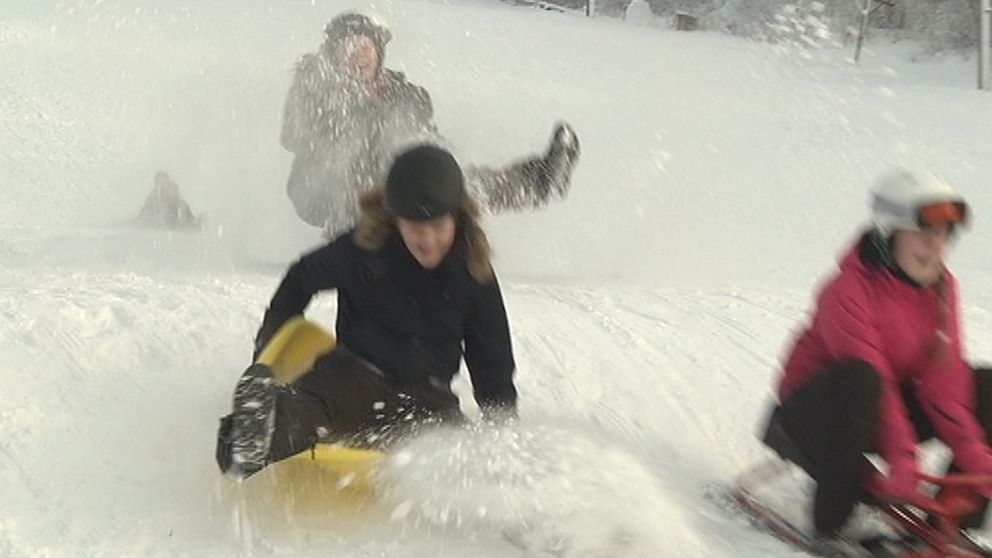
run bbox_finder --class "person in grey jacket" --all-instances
[281,13,580,238]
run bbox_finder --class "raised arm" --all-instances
[280,53,350,153]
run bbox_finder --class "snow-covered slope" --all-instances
[2,1,992,556]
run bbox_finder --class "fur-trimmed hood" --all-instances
[353,188,494,284]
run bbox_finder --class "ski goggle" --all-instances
[916,201,968,230]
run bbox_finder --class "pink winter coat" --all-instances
[779,233,991,495]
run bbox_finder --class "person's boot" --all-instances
[227,363,278,478]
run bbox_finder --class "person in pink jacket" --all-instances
[765,169,991,541]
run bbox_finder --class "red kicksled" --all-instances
[879,472,992,558]
[733,459,992,558]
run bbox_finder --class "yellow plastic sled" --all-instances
[231,317,387,524]
[255,315,338,386]
[235,444,386,526]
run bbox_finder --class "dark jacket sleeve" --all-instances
[253,238,350,357]
[410,83,434,128]
[280,54,352,153]
[280,54,320,153]
[463,273,517,415]
[387,71,437,137]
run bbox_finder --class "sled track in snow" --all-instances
[505,284,799,462]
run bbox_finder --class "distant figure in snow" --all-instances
[624,0,655,26]
[280,12,581,238]
[137,171,201,231]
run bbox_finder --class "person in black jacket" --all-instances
[217,145,517,478]
[281,12,580,239]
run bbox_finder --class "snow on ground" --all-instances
[2,0,992,556]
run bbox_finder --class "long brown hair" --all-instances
[353,188,494,284]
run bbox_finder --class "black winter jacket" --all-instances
[256,232,517,415]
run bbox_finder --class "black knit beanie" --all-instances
[385,145,466,221]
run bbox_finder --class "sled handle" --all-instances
[918,472,992,489]
[880,475,992,557]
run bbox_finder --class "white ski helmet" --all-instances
[870,169,969,236]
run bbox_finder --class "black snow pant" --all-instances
[763,359,992,535]
[215,347,460,474]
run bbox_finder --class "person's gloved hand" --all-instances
[934,483,984,522]
[865,466,946,515]
[953,442,992,497]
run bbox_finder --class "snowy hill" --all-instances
[2,1,992,556]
